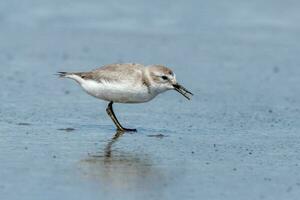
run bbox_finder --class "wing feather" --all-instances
[74,63,144,85]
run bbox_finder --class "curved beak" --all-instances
[173,83,193,100]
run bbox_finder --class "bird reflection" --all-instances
[104,130,123,158]
[79,131,167,195]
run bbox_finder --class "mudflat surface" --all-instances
[1,1,300,200]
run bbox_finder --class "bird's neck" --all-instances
[142,68,153,94]
[143,68,167,95]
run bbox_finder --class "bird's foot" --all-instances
[117,127,137,132]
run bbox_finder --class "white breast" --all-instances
[80,79,156,103]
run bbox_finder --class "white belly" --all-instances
[80,79,155,103]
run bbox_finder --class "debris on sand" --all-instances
[57,128,76,132]
[147,134,168,138]
[17,122,31,126]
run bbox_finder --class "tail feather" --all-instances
[56,72,84,84]
[57,72,69,78]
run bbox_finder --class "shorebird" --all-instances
[58,63,193,132]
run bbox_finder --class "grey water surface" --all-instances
[1,1,300,200]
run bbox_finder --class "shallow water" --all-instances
[1,0,300,200]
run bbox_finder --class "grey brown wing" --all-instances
[74,63,145,84]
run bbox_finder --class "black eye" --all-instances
[161,75,168,80]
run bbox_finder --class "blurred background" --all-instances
[0,1,300,200]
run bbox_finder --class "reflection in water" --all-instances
[104,131,123,158]
[79,131,167,198]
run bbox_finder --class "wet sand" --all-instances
[1,1,300,200]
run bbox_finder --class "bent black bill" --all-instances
[173,83,193,100]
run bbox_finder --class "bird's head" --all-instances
[147,65,193,100]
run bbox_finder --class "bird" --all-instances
[58,63,193,132]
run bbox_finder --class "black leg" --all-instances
[106,102,137,132]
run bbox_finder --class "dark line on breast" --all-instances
[142,76,151,94]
